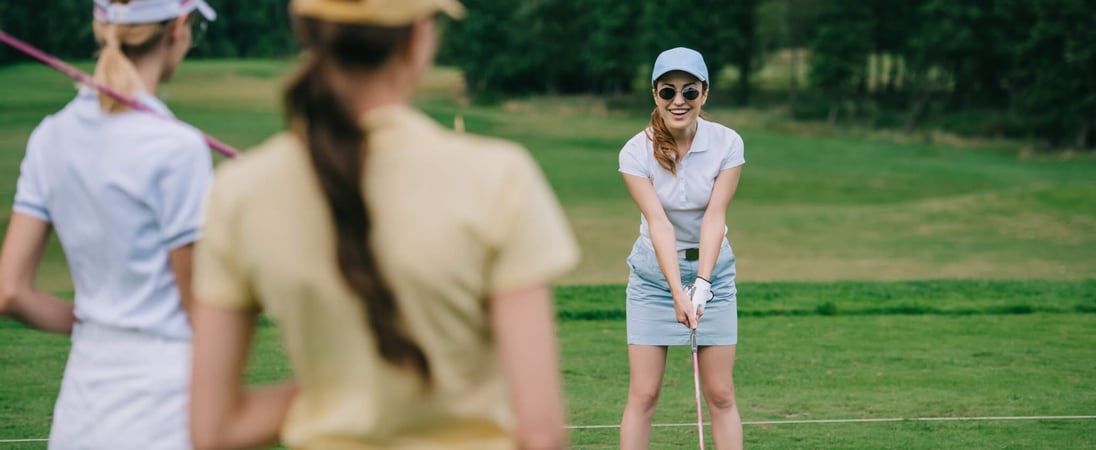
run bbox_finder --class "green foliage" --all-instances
[906,0,1026,108]
[793,0,1092,148]
[441,0,524,95]
[444,0,646,96]
[444,0,757,99]
[0,0,295,63]
[189,0,295,58]
[807,0,873,96]
[2,0,1092,146]
[638,0,742,90]
[0,0,97,64]
[1010,0,1096,148]
[580,0,644,94]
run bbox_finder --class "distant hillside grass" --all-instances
[1,59,1093,289]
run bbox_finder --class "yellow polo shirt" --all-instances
[194,104,580,449]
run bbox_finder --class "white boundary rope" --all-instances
[3,415,1093,443]
[564,415,1096,430]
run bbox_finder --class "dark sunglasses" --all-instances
[658,86,701,101]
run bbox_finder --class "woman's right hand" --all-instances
[673,289,697,329]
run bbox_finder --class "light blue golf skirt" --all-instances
[625,238,738,346]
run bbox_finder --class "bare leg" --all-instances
[620,345,668,450]
[699,345,741,450]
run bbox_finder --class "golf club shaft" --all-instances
[0,31,239,158]
[692,329,705,449]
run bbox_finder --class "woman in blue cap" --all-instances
[0,0,216,448]
[618,47,745,449]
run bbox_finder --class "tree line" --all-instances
[0,0,1091,148]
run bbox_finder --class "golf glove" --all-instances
[690,277,713,315]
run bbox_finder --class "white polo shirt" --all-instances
[618,117,745,250]
[13,88,212,340]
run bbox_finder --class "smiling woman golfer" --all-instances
[0,0,215,448]
[187,0,579,449]
[618,47,745,449]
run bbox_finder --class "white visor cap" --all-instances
[94,0,217,24]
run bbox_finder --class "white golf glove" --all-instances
[690,277,713,315]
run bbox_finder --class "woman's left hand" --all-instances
[690,277,712,317]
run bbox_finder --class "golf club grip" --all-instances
[685,282,700,330]
[0,31,240,158]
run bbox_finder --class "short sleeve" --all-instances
[13,124,53,222]
[155,133,214,250]
[618,134,650,178]
[193,172,258,311]
[720,131,745,170]
[488,151,580,294]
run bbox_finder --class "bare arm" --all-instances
[622,173,695,328]
[189,302,296,450]
[0,213,75,334]
[169,243,194,320]
[491,284,567,450]
[696,166,743,281]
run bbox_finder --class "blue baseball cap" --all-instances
[651,47,709,87]
[94,0,217,24]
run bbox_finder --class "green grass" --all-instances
[561,312,1095,449]
[1,59,1094,448]
[557,279,1096,320]
[2,282,1093,448]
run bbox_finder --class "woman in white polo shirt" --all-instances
[618,47,745,449]
[0,1,215,448]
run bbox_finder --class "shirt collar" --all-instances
[77,87,175,117]
[688,117,711,153]
[359,103,440,136]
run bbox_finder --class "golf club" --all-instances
[0,30,240,158]
[691,327,705,449]
[686,283,706,450]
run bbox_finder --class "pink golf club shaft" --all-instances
[691,329,705,449]
[0,31,239,158]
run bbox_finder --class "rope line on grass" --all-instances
[564,415,1096,430]
[4,415,1094,442]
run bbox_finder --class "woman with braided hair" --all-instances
[188,1,579,449]
[0,0,216,448]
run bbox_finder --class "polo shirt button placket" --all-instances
[679,161,687,202]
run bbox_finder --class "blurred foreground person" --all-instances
[188,1,579,449]
[0,0,216,448]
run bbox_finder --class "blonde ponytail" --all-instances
[90,0,171,113]
[92,22,147,113]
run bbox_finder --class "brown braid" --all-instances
[284,17,430,384]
